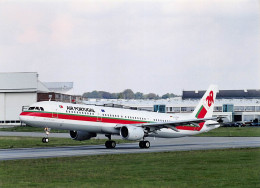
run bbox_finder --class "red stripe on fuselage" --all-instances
[20,111,146,125]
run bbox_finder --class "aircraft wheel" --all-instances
[45,138,49,143]
[144,141,150,148]
[111,141,116,148]
[105,140,116,149]
[139,141,150,149]
[139,141,144,148]
[105,141,110,148]
[42,137,49,143]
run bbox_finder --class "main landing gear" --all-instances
[105,134,116,149]
[139,140,150,149]
[104,134,150,149]
[42,127,50,143]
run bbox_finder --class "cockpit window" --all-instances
[28,107,44,111]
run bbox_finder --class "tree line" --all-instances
[82,89,178,100]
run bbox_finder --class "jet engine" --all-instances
[70,130,97,141]
[120,125,144,141]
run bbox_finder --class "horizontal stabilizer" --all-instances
[190,122,200,127]
[206,123,220,126]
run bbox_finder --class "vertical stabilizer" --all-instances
[191,85,218,119]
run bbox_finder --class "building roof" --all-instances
[182,89,260,99]
[83,98,260,107]
[0,72,38,93]
[43,82,73,94]
[37,81,50,93]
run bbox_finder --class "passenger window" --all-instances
[28,107,35,111]
[40,107,44,111]
[35,107,40,111]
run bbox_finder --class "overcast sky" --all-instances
[0,0,259,95]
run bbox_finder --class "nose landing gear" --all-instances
[42,137,49,143]
[42,127,51,143]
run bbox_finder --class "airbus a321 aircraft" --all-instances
[20,85,220,149]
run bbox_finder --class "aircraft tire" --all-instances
[42,137,49,143]
[139,141,144,148]
[105,140,116,149]
[139,141,150,149]
[111,141,116,148]
[144,141,150,148]
[105,141,110,148]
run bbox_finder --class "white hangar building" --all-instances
[0,72,43,125]
[0,72,77,126]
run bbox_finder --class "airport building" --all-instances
[1,72,259,126]
[0,72,79,126]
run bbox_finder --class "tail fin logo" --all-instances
[206,91,214,107]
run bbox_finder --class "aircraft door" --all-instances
[52,108,58,118]
[97,113,102,122]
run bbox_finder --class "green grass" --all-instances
[1,126,260,137]
[197,127,260,137]
[0,137,132,149]
[0,148,259,188]
[0,126,67,133]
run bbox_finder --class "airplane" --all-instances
[19,85,220,149]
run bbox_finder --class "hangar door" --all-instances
[1,92,37,123]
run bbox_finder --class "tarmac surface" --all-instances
[0,131,259,161]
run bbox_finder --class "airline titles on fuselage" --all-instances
[67,106,95,113]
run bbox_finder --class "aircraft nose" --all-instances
[19,113,24,121]
[19,112,27,122]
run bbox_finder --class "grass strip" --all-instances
[0,126,67,133]
[1,126,260,137]
[0,148,259,188]
[196,127,260,137]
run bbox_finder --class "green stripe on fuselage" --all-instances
[24,111,152,123]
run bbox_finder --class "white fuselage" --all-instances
[19,101,220,139]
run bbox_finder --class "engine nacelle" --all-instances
[70,130,97,141]
[120,125,144,141]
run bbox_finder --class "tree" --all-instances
[117,93,124,99]
[162,93,170,99]
[135,92,144,99]
[101,91,113,99]
[83,89,178,100]
[162,93,178,99]
[122,89,135,99]
[144,93,158,100]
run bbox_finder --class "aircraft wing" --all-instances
[115,117,219,132]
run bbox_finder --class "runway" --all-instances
[0,136,259,161]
